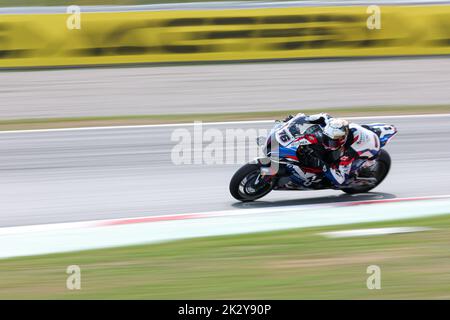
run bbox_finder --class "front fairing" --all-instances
[263,121,298,159]
[265,116,321,160]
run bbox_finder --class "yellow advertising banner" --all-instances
[0,5,449,67]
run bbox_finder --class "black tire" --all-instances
[341,149,391,194]
[229,163,274,202]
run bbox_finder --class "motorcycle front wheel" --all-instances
[229,163,275,202]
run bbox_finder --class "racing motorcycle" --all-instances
[229,116,397,202]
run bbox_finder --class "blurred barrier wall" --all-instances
[1,4,450,67]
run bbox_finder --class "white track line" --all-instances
[2,1,449,14]
[319,227,433,238]
[93,194,450,224]
[1,194,449,235]
[1,195,450,259]
[1,113,450,134]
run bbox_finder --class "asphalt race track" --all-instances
[1,57,450,119]
[1,114,450,227]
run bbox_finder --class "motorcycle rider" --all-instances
[282,112,381,186]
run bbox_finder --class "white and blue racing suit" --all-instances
[284,113,381,187]
[323,123,381,186]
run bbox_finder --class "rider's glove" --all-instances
[307,113,331,127]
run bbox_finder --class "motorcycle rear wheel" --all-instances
[341,149,391,194]
[229,163,274,202]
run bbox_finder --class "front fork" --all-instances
[249,157,283,183]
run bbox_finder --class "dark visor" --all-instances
[323,134,345,150]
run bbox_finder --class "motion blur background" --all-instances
[0,0,450,299]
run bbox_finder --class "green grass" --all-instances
[1,105,449,131]
[1,214,450,299]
